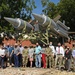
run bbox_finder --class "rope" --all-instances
[24,21,26,32]
[47,17,52,30]
[22,21,26,33]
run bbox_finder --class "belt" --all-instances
[57,54,62,55]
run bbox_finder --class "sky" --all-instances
[32,0,60,14]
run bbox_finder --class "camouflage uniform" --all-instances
[22,48,28,67]
[45,47,53,68]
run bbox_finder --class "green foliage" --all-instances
[41,0,49,7]
[42,2,58,19]
[41,0,59,19]
[57,0,75,31]
[0,0,36,33]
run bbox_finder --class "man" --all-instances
[55,43,64,69]
[28,46,34,68]
[35,43,42,68]
[13,43,20,67]
[22,46,28,67]
[6,43,10,66]
[8,45,14,67]
[45,44,53,68]
[18,44,24,67]
[41,44,46,68]
[72,44,75,71]
[0,45,5,68]
[49,42,56,68]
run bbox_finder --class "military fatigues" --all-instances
[22,48,28,67]
[45,47,53,68]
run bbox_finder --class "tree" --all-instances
[0,0,36,33]
[57,0,75,31]
[41,0,58,19]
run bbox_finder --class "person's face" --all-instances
[36,43,39,47]
[7,45,9,47]
[20,44,22,47]
[15,45,17,48]
[50,42,52,45]
[43,44,45,48]
[58,43,61,47]
[67,47,70,50]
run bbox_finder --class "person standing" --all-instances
[8,45,14,67]
[18,44,24,67]
[55,43,64,70]
[49,42,56,68]
[35,43,42,68]
[22,46,28,67]
[65,46,72,71]
[72,44,75,71]
[6,43,10,66]
[13,43,20,67]
[41,44,46,68]
[28,46,34,68]
[0,45,5,68]
[45,44,52,68]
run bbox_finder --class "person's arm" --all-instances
[62,47,64,57]
[72,50,74,58]
[55,47,58,55]
[64,51,68,60]
[10,49,14,56]
[16,48,20,56]
[39,46,42,54]
[52,46,56,56]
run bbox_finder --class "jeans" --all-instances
[0,56,5,68]
[35,54,41,67]
[18,54,23,67]
[14,54,19,67]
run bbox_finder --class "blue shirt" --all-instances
[6,46,14,54]
[9,46,14,54]
[35,46,41,54]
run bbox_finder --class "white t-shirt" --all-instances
[0,48,5,56]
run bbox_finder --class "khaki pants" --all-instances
[55,54,63,69]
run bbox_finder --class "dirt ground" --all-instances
[0,67,75,75]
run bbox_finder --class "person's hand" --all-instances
[73,56,75,59]
[62,56,64,59]
[16,53,19,56]
[66,58,67,60]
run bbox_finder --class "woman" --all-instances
[28,46,34,67]
[0,45,6,68]
[65,46,72,71]
[41,44,46,68]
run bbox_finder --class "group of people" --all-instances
[0,41,75,72]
